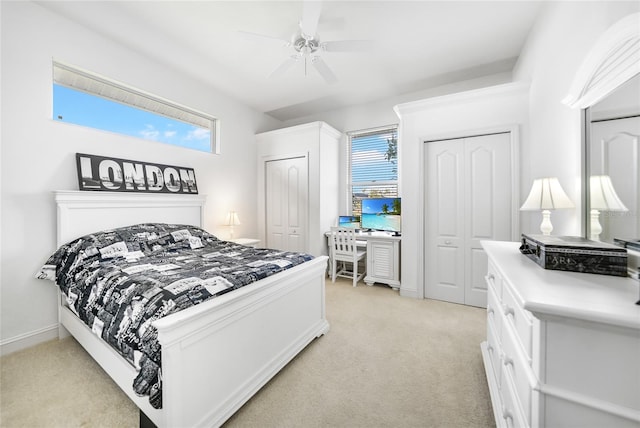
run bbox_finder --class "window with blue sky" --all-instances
[52,61,217,153]
[350,126,398,215]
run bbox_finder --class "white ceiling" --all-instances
[37,1,542,122]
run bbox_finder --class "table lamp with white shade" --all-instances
[225,210,241,239]
[589,175,628,241]
[520,177,574,235]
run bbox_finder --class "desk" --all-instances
[326,231,401,289]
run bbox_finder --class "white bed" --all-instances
[53,190,330,427]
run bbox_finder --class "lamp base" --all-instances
[590,209,602,241]
[540,209,553,236]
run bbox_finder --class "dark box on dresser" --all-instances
[613,238,640,281]
[520,234,628,277]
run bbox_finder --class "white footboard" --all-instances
[59,257,328,427]
[155,256,329,427]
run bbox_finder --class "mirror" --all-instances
[586,73,640,244]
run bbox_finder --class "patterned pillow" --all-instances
[35,223,219,282]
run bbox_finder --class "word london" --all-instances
[76,153,198,194]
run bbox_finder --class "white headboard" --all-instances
[55,191,207,246]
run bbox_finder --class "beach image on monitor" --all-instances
[361,198,401,232]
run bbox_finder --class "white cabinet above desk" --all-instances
[325,231,401,289]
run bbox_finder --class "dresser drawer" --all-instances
[486,317,502,389]
[501,281,533,361]
[487,282,503,340]
[500,363,529,428]
[501,324,534,424]
[487,260,503,298]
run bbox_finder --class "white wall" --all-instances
[0,2,281,353]
[513,1,640,236]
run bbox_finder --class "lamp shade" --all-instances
[225,211,241,226]
[590,175,628,211]
[520,177,574,211]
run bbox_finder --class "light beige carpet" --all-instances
[1,278,494,428]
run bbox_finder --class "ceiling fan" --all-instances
[240,0,371,84]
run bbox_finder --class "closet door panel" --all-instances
[425,139,465,304]
[266,160,285,250]
[465,133,512,307]
[425,132,512,308]
[285,160,306,253]
[265,156,308,252]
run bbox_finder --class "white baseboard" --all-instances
[0,324,59,356]
[400,287,419,299]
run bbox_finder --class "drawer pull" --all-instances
[503,305,515,317]
[487,344,494,352]
[502,407,513,422]
[503,356,514,367]
[488,273,495,281]
[488,307,495,315]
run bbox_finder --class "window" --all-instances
[349,126,398,215]
[52,61,218,153]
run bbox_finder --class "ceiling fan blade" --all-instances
[301,0,322,38]
[322,40,374,52]
[311,56,338,84]
[269,56,299,79]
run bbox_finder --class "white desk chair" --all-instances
[329,227,367,287]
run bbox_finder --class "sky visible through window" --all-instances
[351,133,397,183]
[53,84,211,152]
[350,130,398,214]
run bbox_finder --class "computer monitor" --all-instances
[361,197,401,235]
[338,215,360,229]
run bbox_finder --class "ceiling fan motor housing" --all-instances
[293,34,321,54]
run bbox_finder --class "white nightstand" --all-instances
[229,238,260,248]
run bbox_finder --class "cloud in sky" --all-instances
[186,127,210,141]
[140,124,160,140]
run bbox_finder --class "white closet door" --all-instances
[425,133,512,307]
[425,139,465,304]
[265,156,308,252]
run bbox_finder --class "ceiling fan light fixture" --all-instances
[293,34,320,55]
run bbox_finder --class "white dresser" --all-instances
[481,241,640,428]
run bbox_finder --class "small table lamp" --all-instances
[225,211,241,239]
[520,177,574,235]
[590,175,628,241]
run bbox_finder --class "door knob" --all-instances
[445,240,452,245]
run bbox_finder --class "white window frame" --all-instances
[347,125,399,216]
[53,60,220,154]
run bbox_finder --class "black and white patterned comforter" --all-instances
[36,223,314,409]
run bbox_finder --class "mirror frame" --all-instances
[563,12,640,238]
